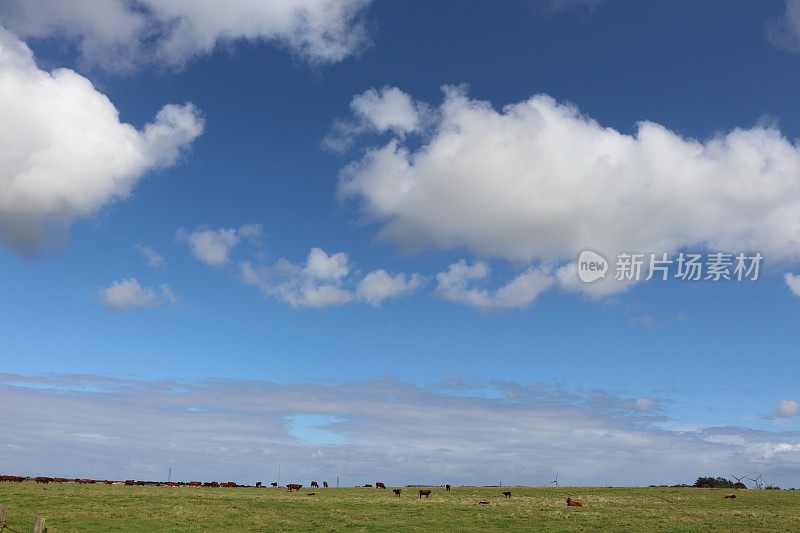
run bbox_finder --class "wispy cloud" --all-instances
[98,278,177,311]
[1,374,798,487]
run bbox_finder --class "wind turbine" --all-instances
[550,473,559,487]
[747,474,763,490]
[730,473,747,485]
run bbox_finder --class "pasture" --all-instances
[1,483,799,532]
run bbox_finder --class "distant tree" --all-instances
[693,476,744,488]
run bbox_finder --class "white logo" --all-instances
[578,250,608,283]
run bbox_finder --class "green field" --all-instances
[1,482,799,532]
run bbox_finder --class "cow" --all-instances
[419,489,431,498]
[189,481,202,487]
[724,494,737,499]
[103,480,114,485]
[393,488,402,497]
[53,477,69,483]
[34,477,52,484]
[323,481,328,488]
[256,482,262,488]
[124,480,135,486]
[223,482,236,488]
[311,481,319,488]
[502,491,511,498]
[1,475,24,482]
[135,481,145,486]
[445,484,451,491]
[287,483,303,491]
[210,481,220,488]
[375,482,386,489]
[566,497,583,507]
[271,482,278,487]
[364,484,373,488]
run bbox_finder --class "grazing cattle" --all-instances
[189,481,202,487]
[323,481,328,488]
[210,481,220,488]
[166,482,178,487]
[53,477,69,483]
[1,475,24,482]
[364,484,373,488]
[376,482,386,489]
[502,491,511,498]
[724,494,736,499]
[35,477,52,484]
[393,488,402,497]
[419,489,431,498]
[103,480,114,485]
[287,483,303,491]
[271,482,278,487]
[223,482,236,488]
[311,481,319,488]
[566,497,583,507]
[135,481,146,486]
[256,482,262,488]
[445,484,451,491]
[124,480,135,486]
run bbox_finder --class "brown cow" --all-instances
[445,484,451,491]
[1,475,24,482]
[124,480,135,486]
[724,494,736,499]
[419,489,431,498]
[103,480,114,485]
[502,491,511,498]
[53,477,69,483]
[323,481,328,488]
[375,482,386,489]
[311,481,319,488]
[393,488,402,497]
[189,481,202,487]
[286,483,303,491]
[34,476,52,484]
[566,497,583,507]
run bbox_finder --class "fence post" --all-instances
[33,516,54,533]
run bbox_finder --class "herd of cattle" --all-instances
[0,475,590,506]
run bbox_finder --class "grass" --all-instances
[1,483,799,532]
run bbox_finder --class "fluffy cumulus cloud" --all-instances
[777,399,800,418]
[0,26,203,256]
[0,0,372,71]
[785,273,800,296]
[2,373,800,487]
[767,0,800,54]
[99,278,177,311]
[240,247,421,308]
[339,86,800,297]
[324,86,429,152]
[435,260,554,310]
[178,224,262,267]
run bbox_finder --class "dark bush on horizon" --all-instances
[693,476,746,489]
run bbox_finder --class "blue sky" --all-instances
[1,0,800,487]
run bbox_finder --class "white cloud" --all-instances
[240,247,421,308]
[0,0,372,71]
[2,373,800,487]
[135,243,166,269]
[241,248,353,308]
[99,278,177,311]
[767,0,800,54]
[356,269,423,307]
[178,224,262,267]
[785,273,800,296]
[324,86,429,152]
[435,260,554,310]
[340,87,800,289]
[631,398,656,411]
[0,26,203,256]
[777,399,800,418]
